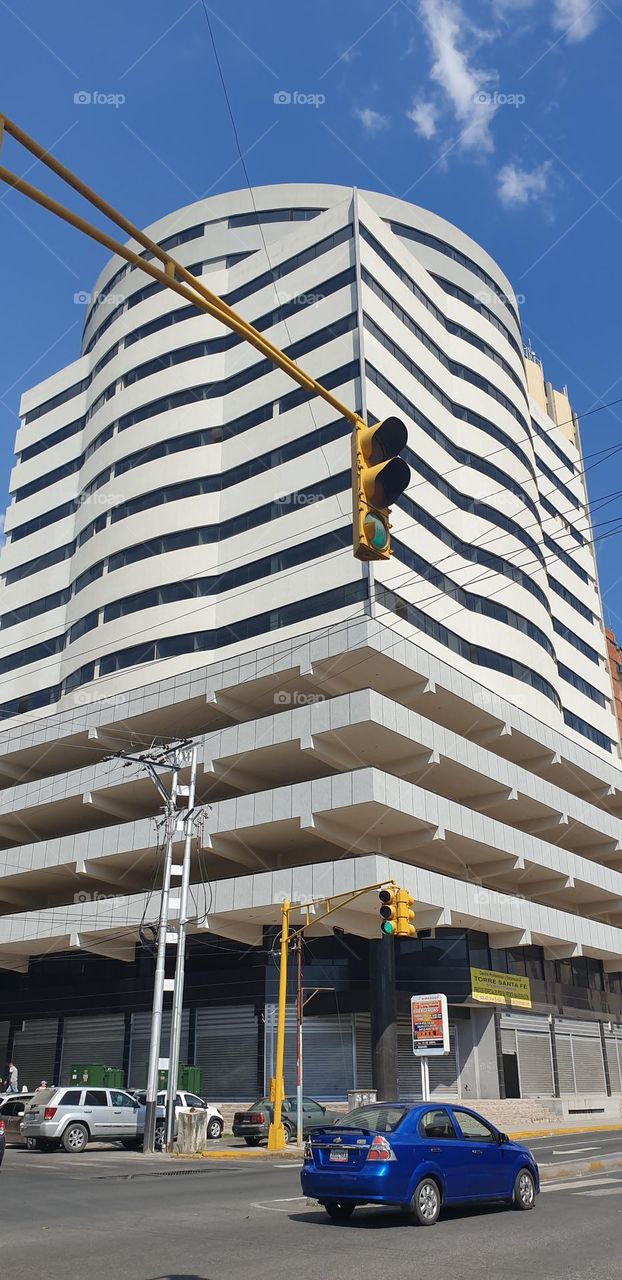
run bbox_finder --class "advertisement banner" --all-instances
[470,967,532,1009]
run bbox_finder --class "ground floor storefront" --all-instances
[1,928,621,1105]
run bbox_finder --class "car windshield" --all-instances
[334,1105,408,1133]
[248,1099,270,1109]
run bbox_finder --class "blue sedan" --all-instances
[300,1102,539,1225]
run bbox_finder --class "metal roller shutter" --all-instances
[60,1014,125,1082]
[397,1015,459,1099]
[12,1018,58,1090]
[194,1006,259,1101]
[297,1016,354,1100]
[0,1021,10,1063]
[605,1028,622,1095]
[128,1010,189,1090]
[264,1004,297,1094]
[354,1014,373,1089]
[554,1018,606,1095]
[500,1013,554,1097]
[264,1008,354,1100]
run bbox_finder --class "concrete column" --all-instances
[369,939,398,1099]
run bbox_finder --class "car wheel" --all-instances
[244,1137,261,1146]
[409,1178,441,1226]
[513,1169,536,1211]
[283,1124,293,1145]
[154,1122,166,1152]
[207,1118,223,1141]
[323,1200,355,1222]
[62,1123,88,1154]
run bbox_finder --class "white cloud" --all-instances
[417,0,499,153]
[497,159,553,206]
[407,98,439,139]
[354,106,390,134]
[551,0,600,43]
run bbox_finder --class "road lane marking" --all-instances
[573,1187,622,1197]
[551,1146,600,1155]
[251,1196,307,1213]
[542,1177,622,1193]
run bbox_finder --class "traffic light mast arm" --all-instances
[0,114,363,431]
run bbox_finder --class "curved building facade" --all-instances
[1,184,615,752]
[1,186,622,1110]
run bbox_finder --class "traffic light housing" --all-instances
[396,889,416,938]
[352,415,411,561]
[379,887,398,936]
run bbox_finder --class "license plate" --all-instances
[329,1148,348,1163]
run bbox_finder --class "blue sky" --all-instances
[2,0,622,621]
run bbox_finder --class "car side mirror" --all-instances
[497,1131,509,1145]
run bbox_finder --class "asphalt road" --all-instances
[521,1127,622,1165]
[2,1145,622,1280]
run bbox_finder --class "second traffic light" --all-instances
[396,889,416,938]
[352,415,411,561]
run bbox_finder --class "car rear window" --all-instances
[29,1089,55,1106]
[335,1105,408,1133]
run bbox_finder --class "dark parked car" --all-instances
[233,1096,340,1145]
[301,1102,539,1225]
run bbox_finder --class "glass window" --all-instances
[84,1090,107,1107]
[110,1091,134,1108]
[60,1090,83,1105]
[335,1105,407,1133]
[419,1109,457,1140]
[453,1110,496,1143]
[185,1094,205,1108]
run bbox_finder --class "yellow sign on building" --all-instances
[470,967,532,1009]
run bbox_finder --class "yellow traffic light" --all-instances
[396,889,416,937]
[352,415,410,561]
[379,887,398,936]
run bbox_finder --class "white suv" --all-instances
[132,1090,224,1149]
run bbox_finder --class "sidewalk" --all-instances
[174,1115,622,1160]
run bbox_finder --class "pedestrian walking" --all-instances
[1,1060,18,1092]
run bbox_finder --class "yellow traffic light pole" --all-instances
[0,113,410,563]
[267,881,408,1149]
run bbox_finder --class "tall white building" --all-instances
[1,185,621,1111]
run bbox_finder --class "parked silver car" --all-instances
[21,1086,142,1153]
[0,1093,35,1146]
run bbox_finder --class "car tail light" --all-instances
[366,1134,396,1162]
[247,1112,266,1124]
[303,1140,313,1162]
[0,1120,4,1135]
[43,1107,57,1121]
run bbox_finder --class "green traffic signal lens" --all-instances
[381,921,396,935]
[364,512,389,551]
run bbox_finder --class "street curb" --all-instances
[540,1154,622,1183]
[171,1147,304,1160]
[508,1122,622,1140]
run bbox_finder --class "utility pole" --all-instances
[112,740,203,1154]
[267,900,290,1150]
[143,756,181,1154]
[165,743,198,1149]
